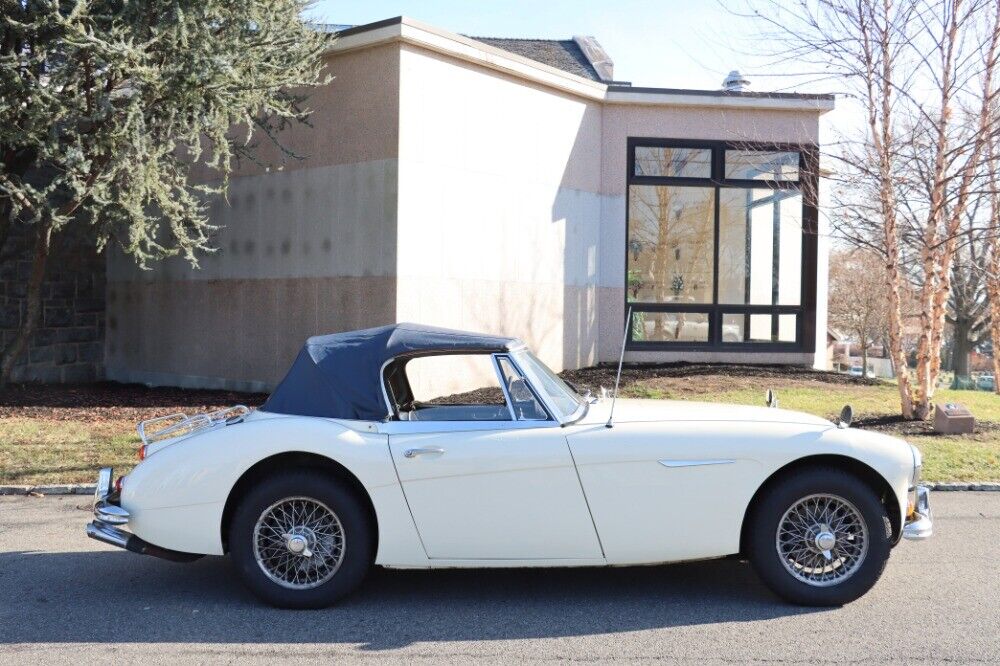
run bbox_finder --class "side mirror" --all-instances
[838,405,854,429]
[508,377,534,403]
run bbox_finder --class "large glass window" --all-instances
[718,188,802,306]
[725,150,799,181]
[626,141,814,349]
[627,186,715,304]
[632,312,710,343]
[634,146,712,178]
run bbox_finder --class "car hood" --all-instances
[577,398,834,428]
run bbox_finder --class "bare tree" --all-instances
[829,248,890,378]
[947,232,992,378]
[747,0,1000,418]
[986,127,1000,393]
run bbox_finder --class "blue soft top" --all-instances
[262,323,518,421]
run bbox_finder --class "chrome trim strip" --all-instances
[658,459,736,468]
[378,418,560,434]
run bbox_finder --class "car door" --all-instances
[382,354,603,561]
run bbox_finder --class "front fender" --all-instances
[797,425,914,528]
[120,413,424,561]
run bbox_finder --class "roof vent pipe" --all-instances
[722,70,750,92]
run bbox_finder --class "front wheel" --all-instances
[228,470,374,608]
[747,467,892,606]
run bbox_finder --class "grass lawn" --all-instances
[0,383,264,487]
[0,418,138,486]
[1,369,998,486]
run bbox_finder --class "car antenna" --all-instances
[606,305,632,429]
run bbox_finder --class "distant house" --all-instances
[19,17,836,390]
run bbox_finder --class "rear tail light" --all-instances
[138,445,147,461]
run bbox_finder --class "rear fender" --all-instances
[120,414,424,561]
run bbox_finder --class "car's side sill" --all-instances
[382,557,608,569]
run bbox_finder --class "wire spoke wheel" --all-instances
[775,493,868,588]
[252,496,346,590]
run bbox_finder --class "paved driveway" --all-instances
[0,492,997,664]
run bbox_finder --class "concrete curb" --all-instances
[3,481,1000,496]
[0,484,96,496]
[927,482,1000,491]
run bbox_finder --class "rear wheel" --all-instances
[747,467,891,606]
[228,470,374,608]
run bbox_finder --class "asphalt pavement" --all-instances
[0,492,997,664]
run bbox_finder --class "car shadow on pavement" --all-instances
[0,550,826,649]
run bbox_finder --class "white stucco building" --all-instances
[105,17,834,392]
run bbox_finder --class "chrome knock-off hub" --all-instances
[814,530,836,552]
[285,533,311,556]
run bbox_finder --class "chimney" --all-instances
[573,36,615,82]
[722,70,750,92]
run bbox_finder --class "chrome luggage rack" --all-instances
[137,405,251,446]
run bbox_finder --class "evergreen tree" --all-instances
[0,0,329,383]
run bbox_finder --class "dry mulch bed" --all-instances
[0,382,267,423]
[560,362,881,395]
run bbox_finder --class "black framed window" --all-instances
[625,138,818,352]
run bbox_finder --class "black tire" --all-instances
[746,467,891,606]
[228,469,374,609]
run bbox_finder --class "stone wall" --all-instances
[0,223,105,383]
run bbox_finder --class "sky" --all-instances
[306,0,829,94]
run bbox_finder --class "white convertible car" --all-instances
[86,323,932,608]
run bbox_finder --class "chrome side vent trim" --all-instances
[658,459,736,468]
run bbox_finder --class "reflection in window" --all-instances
[632,311,710,342]
[725,150,799,181]
[627,186,715,304]
[722,313,797,343]
[634,146,711,178]
[718,189,802,306]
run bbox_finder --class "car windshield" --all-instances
[513,350,585,421]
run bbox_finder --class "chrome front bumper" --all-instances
[903,485,933,540]
[85,467,201,562]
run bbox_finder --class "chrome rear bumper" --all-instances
[903,486,933,540]
[85,467,201,562]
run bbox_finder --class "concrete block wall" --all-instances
[1,224,105,383]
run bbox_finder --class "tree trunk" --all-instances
[0,223,53,386]
[952,317,972,380]
[989,283,1000,395]
[884,230,916,418]
[861,344,869,379]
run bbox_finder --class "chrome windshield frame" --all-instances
[508,348,588,426]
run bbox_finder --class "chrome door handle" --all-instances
[403,447,444,458]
